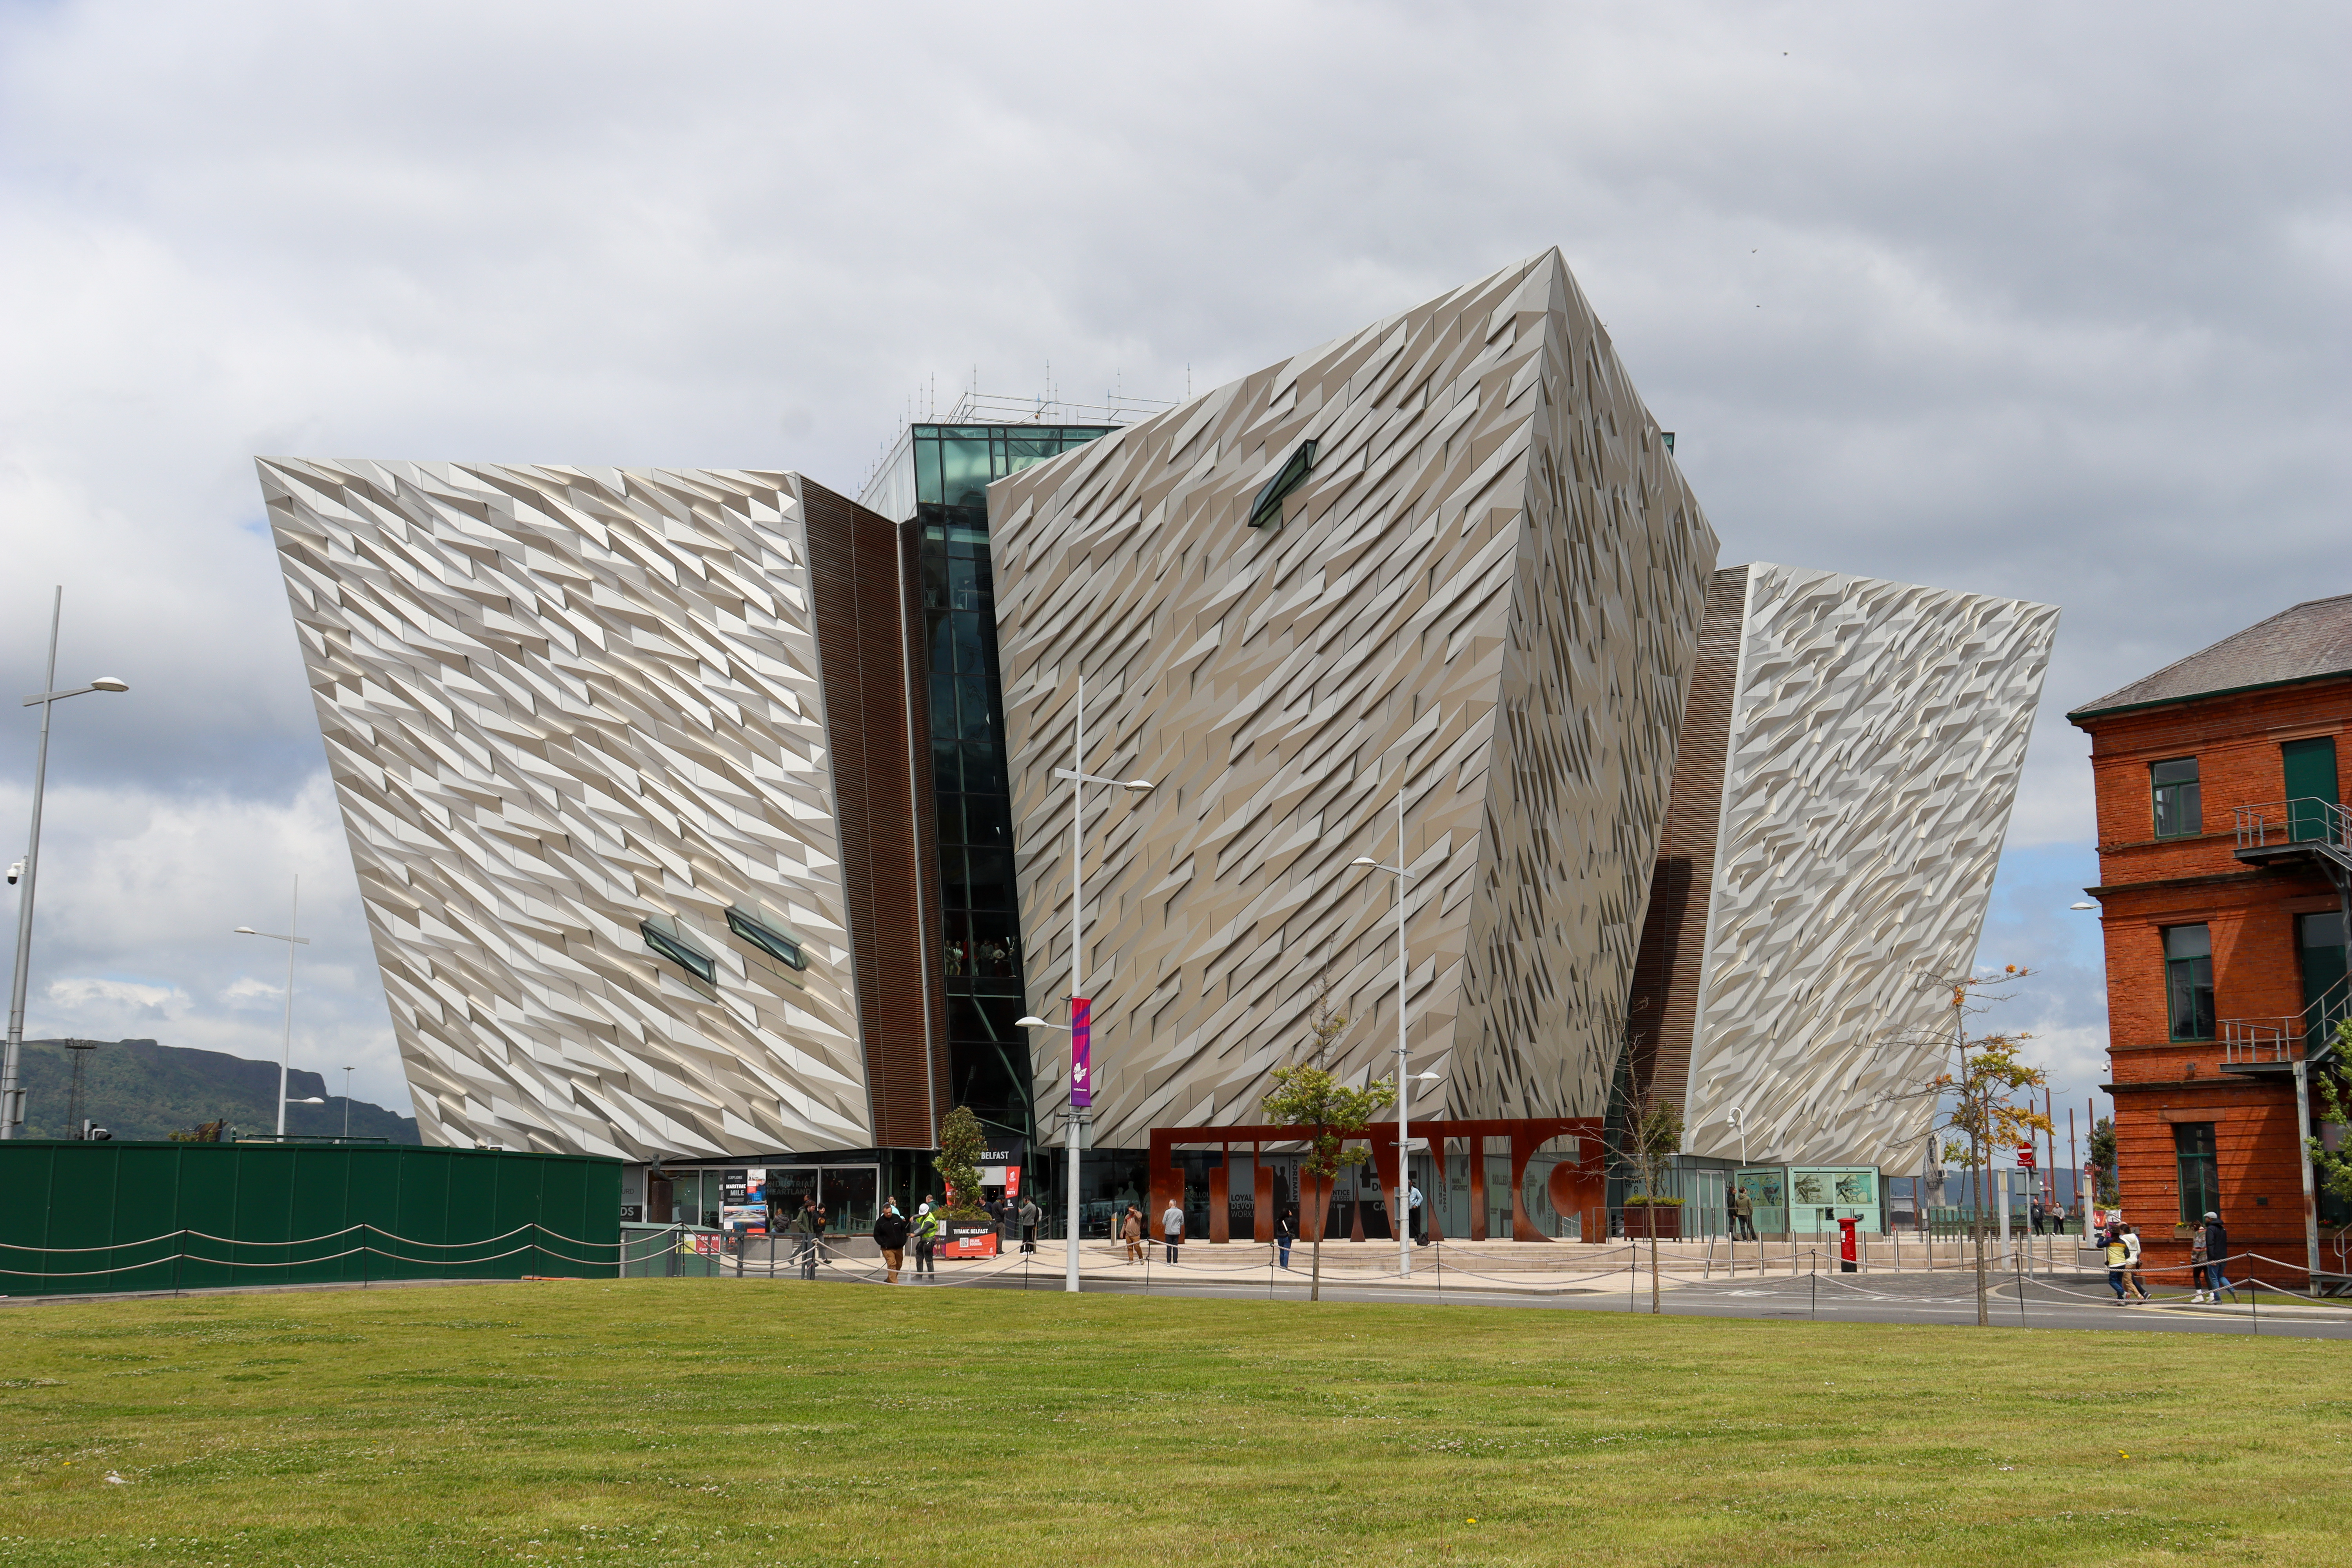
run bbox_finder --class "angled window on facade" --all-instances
[2150,757,2200,839]
[641,912,718,985]
[2173,1122,2218,1224]
[726,903,808,970]
[2163,923,2215,1040]
[1249,439,1316,528]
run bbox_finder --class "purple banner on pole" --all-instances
[1071,997,1093,1109]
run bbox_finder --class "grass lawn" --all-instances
[0,1280,2344,1566]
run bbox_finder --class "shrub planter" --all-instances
[1622,1203,1682,1240]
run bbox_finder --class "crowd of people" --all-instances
[2099,1209,2233,1304]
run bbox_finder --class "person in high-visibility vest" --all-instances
[913,1200,940,1282]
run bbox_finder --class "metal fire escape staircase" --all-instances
[2221,797,2352,1069]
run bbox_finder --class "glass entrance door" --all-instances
[820,1167,878,1236]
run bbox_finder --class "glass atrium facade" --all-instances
[863,424,1117,1150]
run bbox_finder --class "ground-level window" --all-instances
[2164,924,2216,1040]
[2174,1122,2218,1225]
[2151,757,2201,839]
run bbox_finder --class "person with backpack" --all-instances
[789,1198,821,1280]
[1017,1195,1041,1254]
[2104,1222,2130,1303]
[2202,1211,2234,1301]
[2122,1223,2151,1302]
[912,1202,940,1282]
[1276,1207,1296,1270]
[872,1199,910,1284]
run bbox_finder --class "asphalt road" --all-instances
[940,1267,2352,1339]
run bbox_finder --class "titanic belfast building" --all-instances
[257,250,2055,1234]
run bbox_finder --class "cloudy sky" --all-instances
[1,2,2343,1147]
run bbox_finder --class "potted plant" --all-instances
[1621,1194,1684,1240]
[934,1107,999,1259]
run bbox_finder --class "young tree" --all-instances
[1262,981,1396,1302]
[2089,1115,2120,1207]
[1618,1086,1685,1315]
[2302,1019,2352,1214]
[1884,964,2052,1327]
[937,1106,989,1220]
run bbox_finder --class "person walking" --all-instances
[1017,1195,1041,1254]
[2122,1223,2151,1302]
[912,1202,939,1281]
[1120,1205,1145,1264]
[2104,1223,2129,1303]
[1161,1196,1186,1265]
[2029,1198,2046,1236]
[1408,1182,1426,1246]
[1276,1207,1296,1270]
[1730,1185,1757,1241]
[791,1198,821,1280]
[2189,1222,2211,1303]
[873,1200,909,1285]
[2202,1211,2234,1301]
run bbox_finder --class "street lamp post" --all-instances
[1352,788,1437,1278]
[1,587,130,1139]
[1022,671,1152,1294]
[236,875,311,1136]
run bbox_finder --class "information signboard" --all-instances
[1787,1166,1883,1234]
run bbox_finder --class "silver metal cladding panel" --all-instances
[257,459,873,1158]
[988,250,1719,1146]
[1681,563,2058,1169]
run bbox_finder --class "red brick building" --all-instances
[2070,595,2352,1287]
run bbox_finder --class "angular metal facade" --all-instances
[1642,563,2059,1168]
[257,460,935,1158]
[987,250,1720,1148]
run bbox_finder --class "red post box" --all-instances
[1837,1214,1859,1273]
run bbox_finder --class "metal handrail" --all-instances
[2220,973,2351,1063]
[2235,796,2352,851]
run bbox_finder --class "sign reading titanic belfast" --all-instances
[258,248,2053,1178]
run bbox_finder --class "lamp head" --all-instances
[89,677,129,693]
[1350,856,1377,867]
[287,1096,325,1105]
[1122,778,1155,793]
[1015,1016,1051,1030]
[233,926,257,935]
[2069,901,2096,911]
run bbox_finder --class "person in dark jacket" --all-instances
[789,1198,821,1280]
[2202,1211,2234,1300]
[1276,1208,1296,1270]
[873,1201,910,1284]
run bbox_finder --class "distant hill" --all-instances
[16,1039,420,1143]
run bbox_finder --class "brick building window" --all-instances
[2151,757,2201,838]
[2163,924,2216,1040]
[2174,1122,2218,1224]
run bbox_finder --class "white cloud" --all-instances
[44,977,188,1016]
[0,0,2341,1134]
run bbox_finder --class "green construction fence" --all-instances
[0,1138,622,1297]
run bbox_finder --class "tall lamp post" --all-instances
[1352,788,1441,1277]
[1,587,130,1139]
[1017,671,1152,1294]
[236,875,311,1136]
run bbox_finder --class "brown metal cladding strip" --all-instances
[802,480,942,1148]
[1627,564,1749,1108]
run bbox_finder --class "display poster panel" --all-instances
[1787,1166,1883,1233]
[719,1205,768,1235]
[1734,1167,1788,1236]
